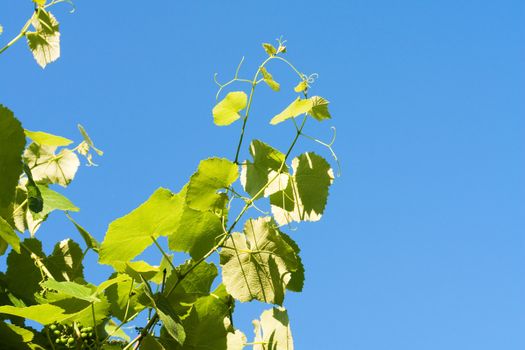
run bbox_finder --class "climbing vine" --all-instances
[0,2,338,349]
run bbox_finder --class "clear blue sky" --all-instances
[1,0,525,349]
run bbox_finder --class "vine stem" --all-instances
[0,13,35,55]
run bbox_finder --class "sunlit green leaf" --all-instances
[24,130,73,147]
[220,217,301,305]
[104,318,130,342]
[26,9,60,68]
[212,91,248,126]
[164,260,217,314]
[24,143,80,187]
[261,67,280,91]
[0,105,26,221]
[253,307,294,350]
[41,280,98,302]
[270,152,334,226]
[262,43,277,56]
[269,98,312,125]
[240,140,287,199]
[177,284,233,350]
[186,157,238,212]
[99,188,183,267]
[308,96,331,121]
[0,304,65,325]
[105,273,146,322]
[293,80,308,93]
[227,330,247,350]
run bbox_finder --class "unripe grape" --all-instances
[67,337,75,344]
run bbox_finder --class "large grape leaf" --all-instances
[172,284,234,350]
[45,238,84,282]
[212,91,248,126]
[167,202,223,259]
[0,321,34,349]
[0,105,26,222]
[41,280,97,302]
[105,273,146,322]
[0,304,66,325]
[186,157,238,212]
[253,307,294,350]
[270,152,334,226]
[240,140,287,199]
[24,143,80,187]
[26,9,60,68]
[99,188,183,267]
[220,217,301,305]
[164,260,217,314]
[6,239,45,304]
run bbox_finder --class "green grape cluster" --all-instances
[46,323,96,349]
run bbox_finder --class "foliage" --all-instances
[1,4,338,348]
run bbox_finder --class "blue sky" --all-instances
[1,0,525,349]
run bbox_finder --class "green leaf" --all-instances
[105,274,146,322]
[41,280,98,302]
[0,216,20,254]
[269,98,312,125]
[293,80,308,93]
[24,143,80,187]
[220,217,301,305]
[45,238,85,282]
[113,260,159,281]
[0,321,34,347]
[0,105,26,221]
[6,238,45,303]
[65,213,100,251]
[308,96,332,121]
[279,232,304,292]
[227,330,247,350]
[177,284,234,350]
[104,318,130,342]
[48,293,111,326]
[0,304,66,325]
[164,260,217,313]
[156,295,186,346]
[26,9,60,68]
[262,43,277,56]
[240,140,287,199]
[23,165,43,213]
[24,130,73,147]
[253,307,294,350]
[260,67,280,91]
[99,188,183,267]
[38,185,79,214]
[212,91,248,126]
[186,157,238,212]
[270,152,334,226]
[142,334,166,350]
[168,199,223,259]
